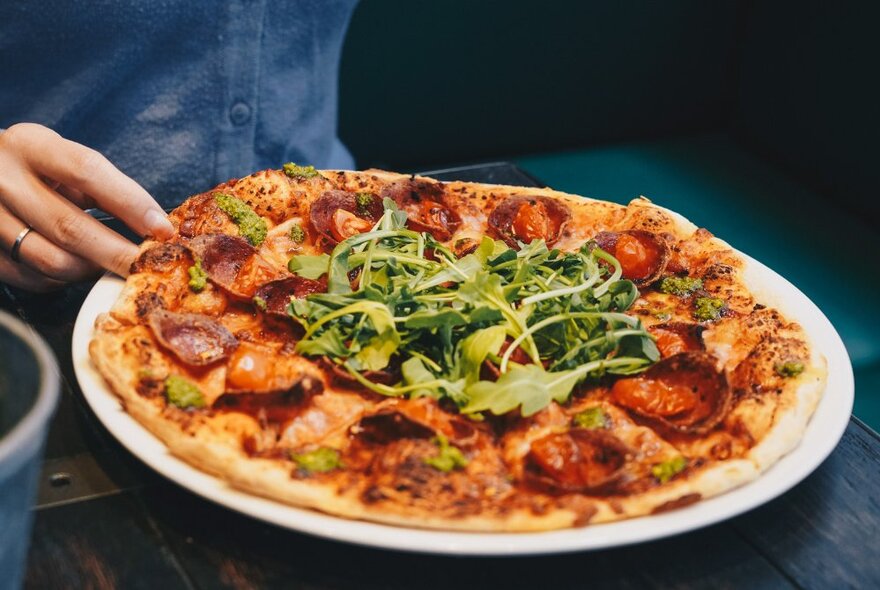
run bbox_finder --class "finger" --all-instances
[0,251,66,292]
[0,205,100,281]
[3,174,140,277]
[42,177,96,209]
[16,126,174,239]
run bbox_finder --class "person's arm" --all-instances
[0,123,174,291]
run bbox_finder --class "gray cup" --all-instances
[0,311,60,590]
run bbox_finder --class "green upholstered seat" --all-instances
[516,134,880,426]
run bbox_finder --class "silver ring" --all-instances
[10,226,32,262]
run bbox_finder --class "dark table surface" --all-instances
[3,163,879,589]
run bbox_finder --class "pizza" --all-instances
[88,165,827,531]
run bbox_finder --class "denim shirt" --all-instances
[0,0,358,207]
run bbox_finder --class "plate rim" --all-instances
[72,252,854,556]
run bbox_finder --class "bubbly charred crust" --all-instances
[524,429,630,495]
[379,179,461,240]
[147,309,239,366]
[730,336,810,397]
[614,352,732,434]
[255,275,327,317]
[135,292,166,319]
[593,230,670,285]
[488,195,571,248]
[651,493,702,514]
[309,190,384,245]
[175,192,236,238]
[130,243,191,274]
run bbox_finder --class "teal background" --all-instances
[339,1,880,426]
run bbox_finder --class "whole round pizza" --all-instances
[89,166,827,531]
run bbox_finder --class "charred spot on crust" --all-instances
[651,493,702,514]
[135,292,166,319]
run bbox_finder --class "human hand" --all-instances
[0,123,174,291]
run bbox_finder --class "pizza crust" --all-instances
[89,170,828,532]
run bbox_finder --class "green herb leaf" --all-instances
[659,276,703,296]
[164,375,205,409]
[288,254,330,278]
[187,258,208,292]
[573,406,609,429]
[775,361,805,378]
[693,297,725,321]
[214,192,268,246]
[291,447,343,474]
[463,364,581,417]
[652,456,688,483]
[289,223,306,243]
[424,434,468,472]
[282,162,319,179]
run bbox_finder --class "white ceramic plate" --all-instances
[72,252,853,556]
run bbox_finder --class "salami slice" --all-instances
[380,179,461,241]
[148,309,238,366]
[593,230,669,285]
[611,351,732,434]
[488,195,571,248]
[309,190,384,245]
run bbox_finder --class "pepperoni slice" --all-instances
[130,243,191,275]
[187,234,278,298]
[350,411,435,445]
[611,351,731,434]
[254,275,328,317]
[593,230,669,285]
[488,196,571,248]
[524,429,629,494]
[309,190,384,246]
[380,179,461,241]
[147,309,238,366]
[213,375,323,422]
[649,323,705,358]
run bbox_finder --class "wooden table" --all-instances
[4,163,878,589]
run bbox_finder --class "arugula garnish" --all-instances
[286,202,659,417]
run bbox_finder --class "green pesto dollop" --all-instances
[289,223,306,243]
[291,447,343,474]
[424,434,469,473]
[775,361,805,378]
[659,276,703,296]
[164,375,206,409]
[214,192,267,246]
[573,406,609,430]
[252,296,267,311]
[187,258,208,292]
[283,162,319,179]
[693,297,725,321]
[355,192,375,216]
[651,456,687,484]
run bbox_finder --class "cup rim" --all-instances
[0,310,60,467]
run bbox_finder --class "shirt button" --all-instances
[229,101,252,126]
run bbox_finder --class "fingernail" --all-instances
[145,209,174,238]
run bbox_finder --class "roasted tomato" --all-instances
[525,429,629,494]
[330,209,372,242]
[488,196,571,248]
[649,323,705,358]
[611,352,731,434]
[226,341,274,392]
[593,230,669,285]
[309,190,383,247]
